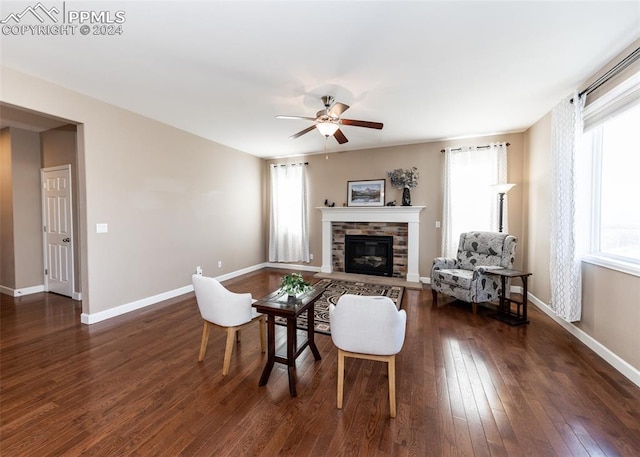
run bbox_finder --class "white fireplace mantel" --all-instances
[318,206,425,283]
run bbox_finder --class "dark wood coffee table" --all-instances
[252,284,325,397]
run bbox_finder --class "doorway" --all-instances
[0,103,83,302]
[41,165,74,298]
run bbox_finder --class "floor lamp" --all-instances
[491,183,515,233]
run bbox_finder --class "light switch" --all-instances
[96,223,108,233]
[435,221,441,229]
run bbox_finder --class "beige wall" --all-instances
[10,128,43,289]
[1,66,265,316]
[41,125,81,294]
[0,127,43,290]
[523,113,552,303]
[524,42,640,371]
[0,128,15,288]
[267,131,526,278]
[581,264,640,367]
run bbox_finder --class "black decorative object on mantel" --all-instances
[402,188,411,206]
[387,167,419,207]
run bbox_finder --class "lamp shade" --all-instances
[491,183,516,194]
[316,122,339,137]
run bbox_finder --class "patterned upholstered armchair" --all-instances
[431,231,517,314]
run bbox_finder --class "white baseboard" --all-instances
[0,285,14,296]
[81,284,193,324]
[528,292,640,389]
[80,263,269,325]
[0,284,45,297]
[265,262,321,272]
[214,262,268,282]
[0,284,83,300]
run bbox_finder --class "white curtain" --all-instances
[442,142,508,257]
[269,164,310,263]
[550,92,585,322]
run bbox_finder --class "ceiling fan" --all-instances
[276,95,383,144]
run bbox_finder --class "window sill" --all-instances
[581,255,640,278]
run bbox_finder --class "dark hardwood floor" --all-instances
[2,268,639,456]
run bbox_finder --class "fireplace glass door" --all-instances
[344,235,394,277]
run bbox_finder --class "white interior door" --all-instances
[42,166,74,297]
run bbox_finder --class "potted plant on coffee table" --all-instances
[280,273,311,302]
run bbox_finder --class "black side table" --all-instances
[488,269,532,325]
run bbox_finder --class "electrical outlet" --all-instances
[218,260,222,268]
[195,266,202,275]
[435,220,441,229]
[309,253,314,260]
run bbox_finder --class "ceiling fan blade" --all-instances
[328,102,349,117]
[276,115,317,121]
[333,128,348,144]
[340,119,384,129]
[289,125,317,139]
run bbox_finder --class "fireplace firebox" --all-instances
[344,235,394,277]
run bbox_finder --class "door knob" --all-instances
[62,237,70,243]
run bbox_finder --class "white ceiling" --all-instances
[1,1,639,158]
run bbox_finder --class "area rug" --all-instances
[275,278,404,336]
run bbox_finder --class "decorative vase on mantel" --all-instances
[402,187,411,206]
[387,167,419,207]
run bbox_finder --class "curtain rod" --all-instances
[571,46,640,103]
[271,162,309,167]
[440,142,510,153]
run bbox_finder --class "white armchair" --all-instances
[329,294,407,418]
[192,274,265,376]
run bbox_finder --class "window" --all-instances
[442,143,508,257]
[581,74,640,276]
[268,164,310,263]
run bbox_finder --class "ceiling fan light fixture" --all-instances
[277,95,381,144]
[316,122,339,137]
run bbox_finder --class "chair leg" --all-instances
[258,316,266,353]
[431,289,438,305]
[472,302,478,315]
[222,327,236,376]
[198,321,210,362]
[388,355,397,418]
[337,349,345,409]
[236,330,241,343]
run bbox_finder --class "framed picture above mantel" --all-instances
[347,179,385,206]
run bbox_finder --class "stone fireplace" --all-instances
[334,224,407,278]
[318,206,425,283]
